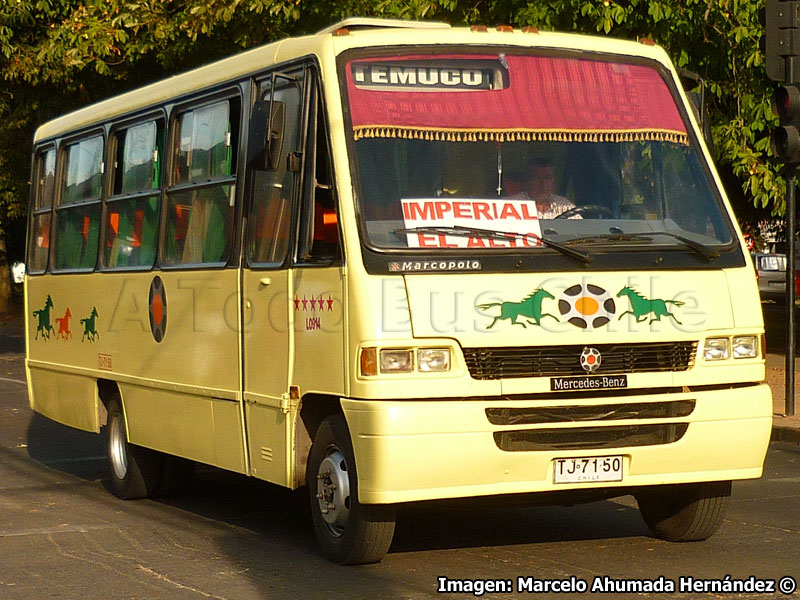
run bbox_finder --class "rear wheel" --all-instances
[636,480,731,541]
[307,414,396,564]
[106,397,162,499]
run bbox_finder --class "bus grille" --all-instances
[463,342,697,380]
[494,423,689,452]
[486,400,695,425]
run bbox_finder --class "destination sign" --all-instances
[351,59,507,91]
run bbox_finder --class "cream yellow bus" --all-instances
[25,18,771,564]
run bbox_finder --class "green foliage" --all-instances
[0,0,787,254]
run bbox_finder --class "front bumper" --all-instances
[342,383,772,504]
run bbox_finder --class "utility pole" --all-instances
[765,0,800,415]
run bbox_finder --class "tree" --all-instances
[0,0,782,311]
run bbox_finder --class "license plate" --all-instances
[553,455,623,484]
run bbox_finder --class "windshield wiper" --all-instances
[564,231,720,261]
[394,226,592,266]
[565,233,652,245]
[644,232,720,261]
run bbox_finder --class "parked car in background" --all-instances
[753,252,800,302]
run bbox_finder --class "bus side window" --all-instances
[164,98,239,266]
[28,148,56,273]
[247,78,302,267]
[104,120,162,269]
[53,135,104,271]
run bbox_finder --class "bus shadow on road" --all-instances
[390,495,648,555]
[24,412,648,565]
[25,412,107,480]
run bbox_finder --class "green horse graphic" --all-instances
[616,286,684,324]
[478,289,558,329]
[81,307,100,342]
[33,295,55,340]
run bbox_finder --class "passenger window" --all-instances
[54,135,103,270]
[28,149,56,273]
[104,121,162,269]
[164,98,239,266]
[247,78,302,266]
[174,101,234,183]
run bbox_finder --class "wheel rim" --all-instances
[315,447,351,537]
[109,413,128,481]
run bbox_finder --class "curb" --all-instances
[771,424,800,445]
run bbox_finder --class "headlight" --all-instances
[732,336,758,359]
[417,348,451,372]
[360,346,454,376]
[703,338,730,361]
[380,349,414,373]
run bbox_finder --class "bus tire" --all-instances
[636,480,731,542]
[106,398,162,500]
[307,414,396,565]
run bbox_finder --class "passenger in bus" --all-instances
[505,157,577,219]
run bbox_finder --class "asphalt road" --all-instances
[2,310,800,600]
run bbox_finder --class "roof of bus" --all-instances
[34,19,673,143]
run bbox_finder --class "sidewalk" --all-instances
[765,353,800,444]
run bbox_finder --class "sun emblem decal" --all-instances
[149,276,167,343]
[558,283,616,329]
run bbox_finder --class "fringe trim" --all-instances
[353,125,689,146]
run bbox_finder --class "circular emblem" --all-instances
[558,283,616,329]
[149,276,167,343]
[580,347,602,373]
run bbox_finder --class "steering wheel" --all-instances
[555,204,615,219]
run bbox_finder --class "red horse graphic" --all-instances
[55,308,73,341]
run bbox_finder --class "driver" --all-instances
[505,157,578,219]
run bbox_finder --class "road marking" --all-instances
[0,524,115,538]
[138,566,230,600]
[767,477,800,483]
[0,376,26,386]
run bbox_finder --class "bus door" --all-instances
[289,72,346,490]
[242,69,305,485]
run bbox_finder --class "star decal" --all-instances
[294,293,335,311]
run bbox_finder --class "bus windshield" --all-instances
[340,51,734,252]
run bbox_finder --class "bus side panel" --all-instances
[120,384,247,474]
[26,271,246,472]
[27,367,100,433]
[245,402,289,485]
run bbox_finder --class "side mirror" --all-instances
[250,100,285,171]
[678,69,714,152]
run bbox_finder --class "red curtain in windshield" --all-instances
[346,54,688,145]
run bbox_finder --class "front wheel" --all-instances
[307,415,396,564]
[636,480,731,542]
